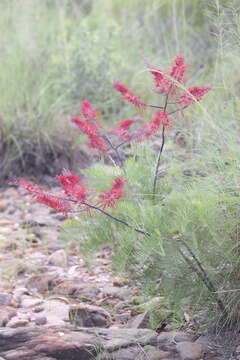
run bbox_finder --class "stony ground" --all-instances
[0,187,238,359]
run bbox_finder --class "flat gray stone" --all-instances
[69,303,112,328]
[0,325,158,360]
[0,294,12,306]
[176,341,203,360]
[0,307,16,327]
[47,249,68,267]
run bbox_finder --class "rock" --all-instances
[102,286,130,300]
[2,240,18,251]
[0,306,16,327]
[127,311,150,329]
[113,276,129,287]
[34,316,47,325]
[33,306,44,313]
[7,318,29,328]
[0,325,100,360]
[69,303,112,328]
[194,335,209,351]
[176,341,203,360]
[0,200,7,211]
[103,346,143,360]
[173,331,195,343]
[144,345,172,360]
[13,287,29,297]
[0,293,13,306]
[114,311,131,324]
[25,274,61,293]
[0,325,157,360]
[156,332,176,352]
[40,299,69,326]
[104,345,171,360]
[21,295,43,308]
[53,281,101,299]
[98,327,158,351]
[157,332,172,344]
[47,249,68,267]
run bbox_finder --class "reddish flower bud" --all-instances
[110,118,138,140]
[150,69,170,94]
[113,82,146,107]
[179,86,212,107]
[12,179,71,214]
[149,56,186,96]
[70,117,96,136]
[136,111,171,141]
[80,100,98,120]
[56,171,87,202]
[169,55,186,83]
[88,133,108,154]
[70,117,108,155]
[98,177,127,208]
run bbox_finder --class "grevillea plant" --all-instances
[12,56,211,235]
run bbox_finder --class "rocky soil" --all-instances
[0,187,238,359]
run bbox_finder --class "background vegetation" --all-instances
[2,0,240,335]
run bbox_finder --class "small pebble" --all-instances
[34,316,47,325]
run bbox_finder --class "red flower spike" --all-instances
[110,118,137,140]
[70,117,96,136]
[10,179,37,193]
[33,193,72,214]
[149,56,186,96]
[71,117,108,155]
[113,82,146,107]
[179,86,212,107]
[113,82,129,95]
[13,179,72,214]
[81,100,98,120]
[136,111,171,141]
[98,178,127,209]
[56,172,87,202]
[88,133,108,154]
[150,69,170,94]
[169,55,186,83]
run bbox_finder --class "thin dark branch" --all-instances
[81,201,150,236]
[152,125,165,197]
[102,134,126,172]
[178,248,226,314]
[148,104,164,109]
[31,191,150,237]
[178,238,217,292]
[168,106,187,115]
[115,138,133,149]
[152,90,170,198]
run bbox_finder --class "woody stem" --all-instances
[81,201,150,236]
[152,91,170,198]
[102,135,126,172]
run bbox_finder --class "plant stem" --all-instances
[178,246,227,314]
[102,134,126,172]
[152,125,165,197]
[152,90,170,198]
[148,104,164,109]
[33,191,150,237]
[178,238,217,292]
[81,201,150,236]
[168,105,187,115]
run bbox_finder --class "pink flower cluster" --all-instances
[70,56,211,155]
[13,173,127,215]
[71,101,108,154]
